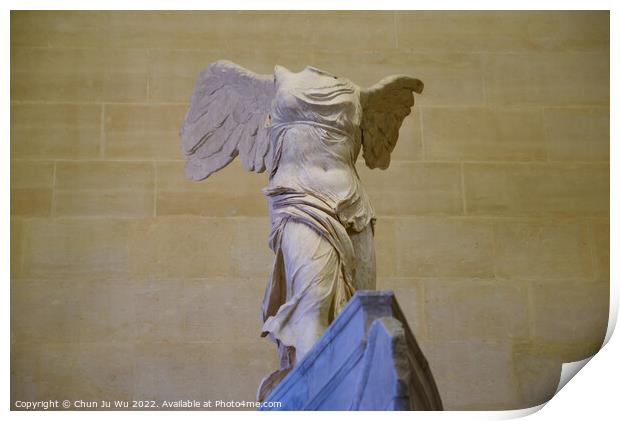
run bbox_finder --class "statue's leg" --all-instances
[349,221,377,291]
[278,220,341,360]
[256,340,295,402]
[258,218,373,401]
[258,220,342,400]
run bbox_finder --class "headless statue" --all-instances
[180,61,423,400]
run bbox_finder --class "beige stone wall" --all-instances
[10,11,609,410]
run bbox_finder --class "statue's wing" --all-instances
[180,60,275,181]
[359,75,424,169]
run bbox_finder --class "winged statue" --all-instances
[180,60,424,400]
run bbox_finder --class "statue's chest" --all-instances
[272,70,361,129]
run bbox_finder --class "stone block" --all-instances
[128,217,234,279]
[11,11,108,48]
[590,219,610,282]
[230,218,274,278]
[11,104,101,159]
[544,107,609,161]
[418,339,519,409]
[133,278,265,342]
[54,190,154,217]
[133,341,277,403]
[357,162,462,216]
[11,218,24,278]
[107,11,396,51]
[11,48,148,102]
[11,279,136,343]
[494,220,593,281]
[484,53,609,106]
[156,160,269,217]
[531,281,608,354]
[10,161,54,189]
[394,217,495,279]
[104,104,187,159]
[463,163,609,216]
[55,161,154,190]
[423,107,546,161]
[512,344,563,408]
[396,11,609,53]
[21,218,133,280]
[54,161,155,217]
[11,189,52,217]
[373,218,397,279]
[425,279,529,341]
[11,342,135,406]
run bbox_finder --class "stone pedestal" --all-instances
[260,291,443,411]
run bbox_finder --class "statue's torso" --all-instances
[266,66,374,232]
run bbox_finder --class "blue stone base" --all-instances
[260,290,443,411]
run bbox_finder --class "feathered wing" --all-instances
[180,60,275,181]
[359,75,424,169]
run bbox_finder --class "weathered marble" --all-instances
[181,60,423,399]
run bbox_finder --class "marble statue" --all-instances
[180,60,423,400]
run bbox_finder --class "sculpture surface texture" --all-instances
[180,61,423,400]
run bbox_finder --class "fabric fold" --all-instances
[260,187,356,359]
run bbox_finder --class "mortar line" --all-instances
[100,104,106,159]
[460,162,467,215]
[11,100,188,106]
[418,107,426,161]
[480,53,489,106]
[526,281,535,341]
[540,107,551,162]
[393,11,399,49]
[146,48,151,103]
[586,219,599,282]
[50,161,57,218]
[17,217,26,277]
[13,44,610,56]
[153,161,158,217]
[419,278,428,340]
[9,100,611,111]
[22,214,608,222]
[491,219,499,282]
[8,157,611,165]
